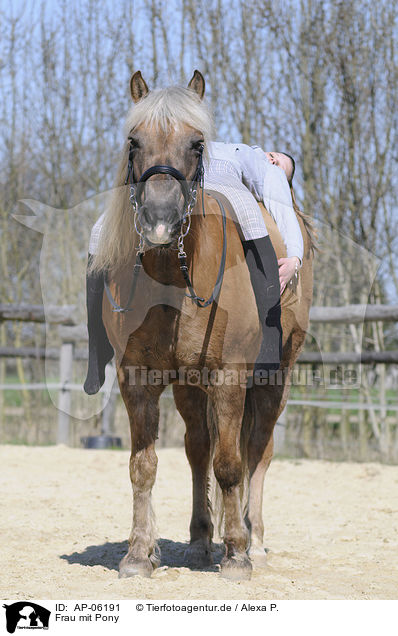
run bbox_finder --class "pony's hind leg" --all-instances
[247,431,274,567]
[210,383,252,580]
[117,367,163,578]
[173,384,214,567]
[246,384,283,567]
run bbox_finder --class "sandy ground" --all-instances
[0,445,397,600]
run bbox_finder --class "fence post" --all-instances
[274,407,287,455]
[57,341,74,444]
[102,383,117,437]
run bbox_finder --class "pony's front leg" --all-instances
[117,368,163,578]
[173,384,213,567]
[210,383,252,580]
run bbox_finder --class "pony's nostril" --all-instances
[166,207,181,225]
[139,205,150,226]
[139,204,181,231]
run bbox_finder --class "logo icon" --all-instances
[3,603,51,633]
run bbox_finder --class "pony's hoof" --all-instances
[184,540,213,568]
[249,546,268,568]
[118,555,154,578]
[220,554,252,581]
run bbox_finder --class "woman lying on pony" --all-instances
[84,76,304,395]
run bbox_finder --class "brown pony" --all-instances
[93,71,313,580]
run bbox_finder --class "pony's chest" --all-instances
[110,300,222,369]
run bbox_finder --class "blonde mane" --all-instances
[125,86,214,149]
[90,86,214,273]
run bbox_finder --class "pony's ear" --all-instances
[130,71,149,103]
[187,70,205,99]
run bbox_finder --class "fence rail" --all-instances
[2,303,398,327]
[309,304,398,324]
[3,345,398,365]
[0,346,87,360]
[3,380,397,411]
[1,302,398,448]
[0,304,77,325]
[298,351,398,364]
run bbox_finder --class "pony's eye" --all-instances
[128,137,140,149]
[192,140,204,152]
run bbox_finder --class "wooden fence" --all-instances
[1,303,398,451]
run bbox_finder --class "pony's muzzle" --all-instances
[138,202,182,245]
[135,165,193,246]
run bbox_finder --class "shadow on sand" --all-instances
[60,538,225,573]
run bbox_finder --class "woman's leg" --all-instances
[241,236,282,374]
[83,255,114,395]
[204,177,282,374]
[84,213,114,394]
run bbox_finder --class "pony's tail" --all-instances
[208,390,253,541]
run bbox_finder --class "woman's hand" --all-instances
[278,256,300,294]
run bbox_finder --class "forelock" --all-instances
[124,86,214,150]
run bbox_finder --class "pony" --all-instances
[92,70,313,580]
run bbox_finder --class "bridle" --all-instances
[125,137,206,252]
[104,137,227,312]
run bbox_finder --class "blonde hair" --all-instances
[90,86,214,274]
[290,184,317,253]
[125,86,214,151]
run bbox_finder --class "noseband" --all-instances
[125,139,205,225]
[133,166,191,207]
[104,138,227,312]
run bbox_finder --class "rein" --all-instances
[104,142,227,313]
